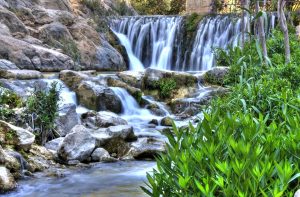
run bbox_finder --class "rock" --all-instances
[81,111,128,128]
[55,103,80,137]
[143,68,197,89]
[161,117,173,126]
[170,87,228,116]
[0,59,18,70]
[125,137,165,160]
[59,70,89,90]
[69,20,127,71]
[204,66,229,85]
[0,7,28,36]
[91,148,116,162]
[39,22,73,43]
[44,137,64,152]
[106,125,136,141]
[0,23,11,36]
[0,146,20,172]
[0,120,35,151]
[0,35,74,71]
[29,145,54,161]
[146,103,167,116]
[102,137,131,158]
[117,71,144,89]
[149,119,159,125]
[107,77,142,101]
[0,69,42,80]
[0,167,17,192]
[58,125,96,162]
[76,81,122,113]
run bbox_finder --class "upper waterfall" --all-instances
[110,14,275,72]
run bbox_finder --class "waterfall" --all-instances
[186,15,249,71]
[110,16,184,70]
[111,14,276,72]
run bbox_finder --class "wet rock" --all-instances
[55,103,80,137]
[0,35,75,71]
[149,119,159,125]
[107,77,142,101]
[0,69,42,80]
[161,117,173,126]
[204,66,229,85]
[0,146,20,172]
[107,125,136,141]
[0,59,18,70]
[27,145,55,172]
[59,70,89,90]
[82,111,128,129]
[58,125,96,162]
[117,71,144,89]
[143,68,197,89]
[103,137,130,158]
[295,189,300,197]
[77,81,122,113]
[0,166,17,193]
[125,137,165,160]
[91,148,117,162]
[146,103,167,116]
[44,137,64,152]
[0,120,35,151]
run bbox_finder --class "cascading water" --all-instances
[111,14,277,72]
[110,16,184,70]
[185,15,249,71]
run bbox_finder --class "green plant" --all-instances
[26,82,60,145]
[185,13,203,33]
[60,38,81,64]
[0,88,22,122]
[154,78,177,99]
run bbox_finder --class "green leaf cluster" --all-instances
[26,82,60,145]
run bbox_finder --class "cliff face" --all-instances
[0,0,134,71]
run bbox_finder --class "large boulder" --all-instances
[76,81,122,113]
[58,125,96,162]
[106,125,136,141]
[0,120,35,151]
[0,69,42,80]
[44,137,64,152]
[125,137,166,160]
[0,7,28,36]
[0,59,18,70]
[69,20,127,71]
[55,103,80,137]
[81,111,128,129]
[0,166,17,193]
[0,35,75,71]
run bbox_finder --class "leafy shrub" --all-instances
[185,13,203,33]
[60,38,81,64]
[154,78,177,99]
[26,82,60,145]
[0,88,22,121]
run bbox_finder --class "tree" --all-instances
[278,0,291,64]
[256,0,268,61]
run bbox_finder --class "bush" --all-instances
[154,78,177,99]
[26,82,60,145]
[0,88,22,122]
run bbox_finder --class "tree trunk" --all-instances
[278,0,291,64]
[256,1,268,61]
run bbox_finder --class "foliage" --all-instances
[0,88,22,122]
[153,78,177,99]
[143,29,300,196]
[130,0,184,15]
[60,38,81,65]
[185,13,203,33]
[26,82,60,145]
